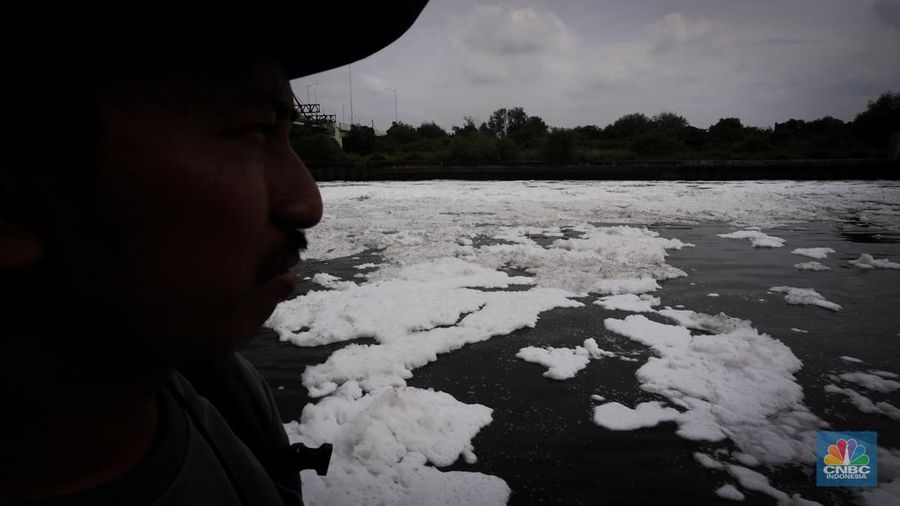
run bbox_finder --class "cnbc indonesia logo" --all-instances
[817,432,877,487]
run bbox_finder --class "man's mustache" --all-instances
[259,228,308,280]
[285,228,308,252]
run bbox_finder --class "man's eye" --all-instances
[226,123,276,143]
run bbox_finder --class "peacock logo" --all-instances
[817,432,877,487]
[823,438,869,466]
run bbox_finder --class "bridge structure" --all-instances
[292,96,386,148]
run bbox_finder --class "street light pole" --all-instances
[348,65,354,125]
[386,87,398,124]
[306,82,318,103]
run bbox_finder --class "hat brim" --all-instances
[11,2,428,80]
[280,2,429,79]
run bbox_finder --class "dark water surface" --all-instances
[242,221,900,505]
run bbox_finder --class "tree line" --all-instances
[291,91,900,165]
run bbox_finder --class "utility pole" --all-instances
[348,64,354,125]
[386,87,398,124]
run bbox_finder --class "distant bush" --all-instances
[447,134,517,162]
[293,134,347,163]
[853,91,900,148]
[329,91,897,163]
[542,129,577,164]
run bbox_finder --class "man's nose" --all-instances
[270,146,323,230]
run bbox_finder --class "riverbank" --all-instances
[307,158,897,181]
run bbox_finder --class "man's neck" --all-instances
[0,342,166,503]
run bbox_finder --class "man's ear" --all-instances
[0,217,43,271]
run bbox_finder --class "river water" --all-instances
[242,182,900,505]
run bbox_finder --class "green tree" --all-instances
[486,108,508,138]
[508,110,547,147]
[708,118,744,144]
[292,134,347,163]
[343,125,376,155]
[652,112,689,131]
[452,116,479,137]
[605,113,652,140]
[853,91,900,147]
[631,131,684,158]
[448,133,494,161]
[506,107,528,132]
[386,122,418,144]
[416,122,448,139]
[542,128,577,163]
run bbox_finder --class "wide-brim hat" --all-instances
[278,2,430,79]
[8,1,429,80]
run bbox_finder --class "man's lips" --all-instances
[260,229,308,280]
[274,249,301,274]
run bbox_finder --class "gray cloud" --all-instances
[461,5,575,56]
[296,1,900,131]
[643,12,717,54]
[872,0,900,30]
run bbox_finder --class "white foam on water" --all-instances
[790,328,809,334]
[824,384,900,421]
[267,258,537,347]
[858,447,900,506]
[795,261,830,271]
[298,286,582,397]
[593,293,660,313]
[840,356,865,364]
[592,401,681,430]
[769,286,842,312]
[306,181,900,265]
[849,254,900,270]
[592,277,662,295]
[715,484,746,501]
[727,465,820,505]
[310,272,357,290]
[268,221,694,503]
[286,387,510,506]
[836,372,900,393]
[733,452,761,467]
[269,181,900,504]
[602,314,821,465]
[516,338,615,380]
[791,247,836,259]
[718,230,786,248]
[694,452,725,470]
[269,257,583,502]
[459,225,690,296]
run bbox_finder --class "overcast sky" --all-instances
[290,0,900,131]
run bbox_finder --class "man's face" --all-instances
[56,59,322,363]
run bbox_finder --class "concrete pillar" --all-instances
[333,124,343,149]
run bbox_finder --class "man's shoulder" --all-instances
[171,353,302,506]
[173,352,289,453]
